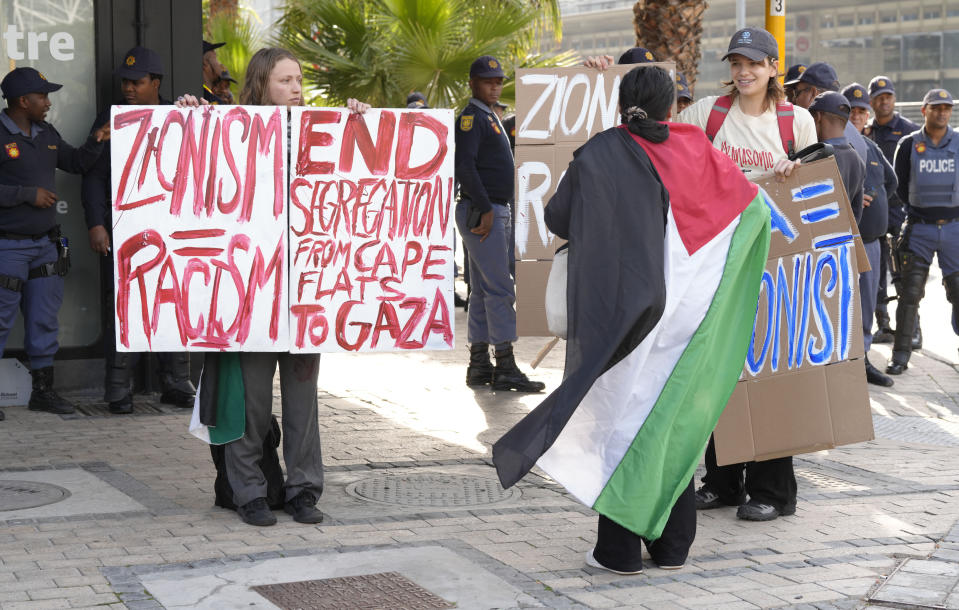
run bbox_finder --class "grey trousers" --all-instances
[224,352,324,506]
[859,239,881,352]
[456,201,518,346]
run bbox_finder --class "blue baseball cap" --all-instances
[868,76,895,98]
[618,47,656,64]
[809,91,850,120]
[675,72,692,101]
[1,67,62,99]
[406,91,428,108]
[922,88,954,107]
[722,27,779,62]
[470,56,505,79]
[798,62,840,92]
[841,83,870,110]
[115,46,165,80]
[784,63,807,86]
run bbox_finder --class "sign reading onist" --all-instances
[288,108,455,352]
[110,105,289,352]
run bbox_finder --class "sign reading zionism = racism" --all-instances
[109,105,455,353]
[110,105,288,352]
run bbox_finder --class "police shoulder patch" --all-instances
[916,141,927,154]
[460,115,474,131]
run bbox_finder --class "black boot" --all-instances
[873,310,894,343]
[886,351,910,375]
[466,343,494,386]
[0,409,5,421]
[29,367,75,414]
[912,317,922,351]
[493,346,545,393]
[865,357,894,387]
[105,352,133,414]
[158,353,196,407]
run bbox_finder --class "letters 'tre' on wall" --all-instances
[109,105,456,353]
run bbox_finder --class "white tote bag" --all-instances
[544,245,568,339]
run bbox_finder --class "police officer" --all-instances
[583,46,656,71]
[455,55,544,393]
[843,83,898,387]
[214,70,237,104]
[675,72,693,113]
[81,47,196,414]
[202,40,228,104]
[783,63,807,105]
[867,76,921,346]
[887,89,959,375]
[0,67,108,414]
[791,62,868,163]
[406,91,429,109]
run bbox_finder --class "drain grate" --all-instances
[252,572,454,609]
[0,480,71,511]
[345,473,519,507]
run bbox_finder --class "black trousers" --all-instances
[876,236,892,318]
[593,479,695,572]
[702,436,796,511]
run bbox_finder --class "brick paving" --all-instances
[1,282,959,608]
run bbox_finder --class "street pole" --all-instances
[736,0,746,30]
[766,0,786,82]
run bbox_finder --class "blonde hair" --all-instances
[238,47,302,106]
[721,56,786,113]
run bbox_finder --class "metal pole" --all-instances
[736,0,746,30]
[766,0,786,81]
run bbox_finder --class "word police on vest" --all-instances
[3,25,75,61]
[919,159,956,173]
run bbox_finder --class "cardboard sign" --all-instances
[288,108,455,352]
[514,63,675,327]
[714,159,874,465]
[110,105,289,352]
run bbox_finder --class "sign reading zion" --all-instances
[109,105,454,353]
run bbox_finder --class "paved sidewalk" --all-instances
[1,277,959,609]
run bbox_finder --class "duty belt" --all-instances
[0,226,60,241]
[907,216,959,226]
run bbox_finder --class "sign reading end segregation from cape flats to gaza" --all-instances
[288,108,456,353]
[110,105,289,352]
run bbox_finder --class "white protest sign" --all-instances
[288,107,455,352]
[110,105,289,351]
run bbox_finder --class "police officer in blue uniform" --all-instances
[675,72,693,113]
[202,40,228,105]
[455,55,543,393]
[867,76,921,346]
[0,67,108,415]
[783,63,807,105]
[887,89,959,374]
[843,83,898,387]
[81,47,196,415]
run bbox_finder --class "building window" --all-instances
[881,12,897,23]
[924,10,940,20]
[859,15,874,25]
[901,11,919,22]
[883,36,902,72]
[838,15,855,27]
[903,33,942,70]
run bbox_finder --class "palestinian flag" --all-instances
[493,123,771,540]
[189,352,246,444]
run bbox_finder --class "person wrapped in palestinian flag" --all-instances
[492,66,772,574]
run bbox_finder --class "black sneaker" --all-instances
[109,396,134,415]
[694,485,743,510]
[736,499,792,521]
[284,491,324,524]
[237,497,276,526]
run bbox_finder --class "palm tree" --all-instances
[632,0,707,91]
[275,0,578,109]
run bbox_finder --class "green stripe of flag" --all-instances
[208,352,247,445]
[593,192,771,540]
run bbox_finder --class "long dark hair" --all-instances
[618,66,673,143]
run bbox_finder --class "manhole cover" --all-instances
[346,473,519,507]
[0,480,71,511]
[252,572,454,609]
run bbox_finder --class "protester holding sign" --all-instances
[81,46,197,415]
[678,27,816,522]
[0,67,109,417]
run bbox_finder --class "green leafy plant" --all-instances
[204,2,267,92]
[275,0,578,109]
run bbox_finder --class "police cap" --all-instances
[783,63,807,86]
[618,47,656,64]
[218,70,237,84]
[841,83,870,109]
[116,46,165,80]
[675,71,692,101]
[406,91,429,108]
[203,40,225,55]
[809,91,850,121]
[798,62,840,92]
[1,67,62,99]
[868,76,895,98]
[470,56,505,79]
[922,88,955,107]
